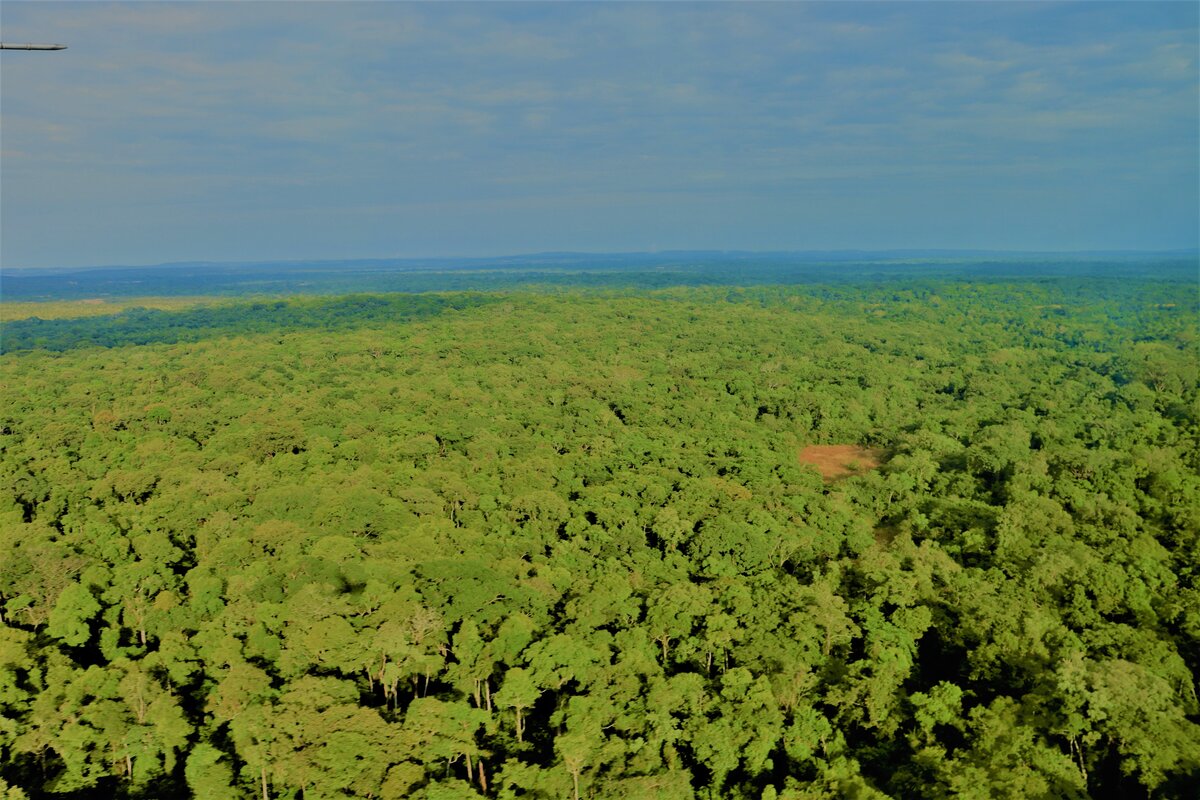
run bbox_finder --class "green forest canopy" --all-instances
[1,277,1197,798]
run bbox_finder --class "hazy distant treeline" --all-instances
[3,253,1193,301]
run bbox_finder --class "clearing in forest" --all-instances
[798,444,884,482]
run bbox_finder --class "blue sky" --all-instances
[1,1,1196,268]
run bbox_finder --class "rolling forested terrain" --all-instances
[1,275,1198,799]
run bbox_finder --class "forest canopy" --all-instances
[1,274,1197,798]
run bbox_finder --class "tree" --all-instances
[494,667,539,743]
[46,583,100,648]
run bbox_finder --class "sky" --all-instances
[1,1,1197,269]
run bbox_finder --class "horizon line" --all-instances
[5,246,1198,274]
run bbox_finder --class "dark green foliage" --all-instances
[1,276,1197,798]
[0,293,493,354]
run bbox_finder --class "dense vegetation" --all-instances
[0,294,493,354]
[1,276,1197,798]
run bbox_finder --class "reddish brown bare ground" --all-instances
[798,444,884,482]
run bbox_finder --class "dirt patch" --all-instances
[798,444,884,482]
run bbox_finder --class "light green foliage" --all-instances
[184,743,237,800]
[45,583,100,648]
[1,279,1197,797]
[1055,655,1200,790]
[0,629,31,761]
[495,667,539,742]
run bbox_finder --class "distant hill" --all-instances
[3,249,1195,300]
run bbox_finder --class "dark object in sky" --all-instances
[0,43,67,50]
